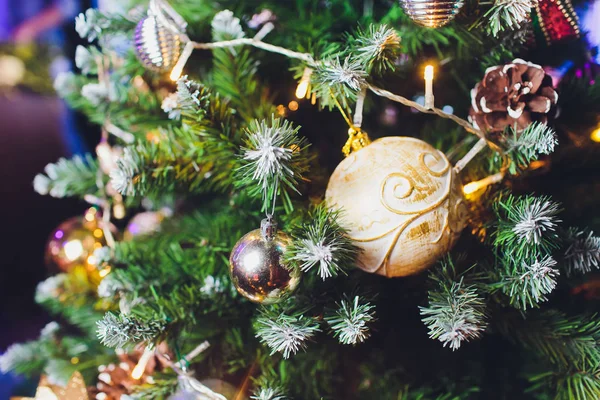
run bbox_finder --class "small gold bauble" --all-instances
[325,136,468,277]
[134,14,181,72]
[45,208,117,283]
[229,222,300,304]
[398,0,465,28]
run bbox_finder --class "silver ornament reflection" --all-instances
[398,0,465,28]
[229,221,300,304]
[134,14,181,71]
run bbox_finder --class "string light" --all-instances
[463,172,505,196]
[424,65,434,109]
[295,67,312,99]
[170,42,195,81]
[131,347,154,380]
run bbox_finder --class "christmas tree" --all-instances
[3,0,600,398]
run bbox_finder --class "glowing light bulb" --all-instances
[591,126,600,142]
[131,347,154,380]
[295,67,312,99]
[424,65,434,109]
[424,65,434,80]
[462,181,481,195]
[64,240,84,261]
[170,42,194,82]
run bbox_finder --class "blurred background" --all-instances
[0,0,599,398]
[0,0,101,396]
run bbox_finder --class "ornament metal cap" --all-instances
[261,216,278,240]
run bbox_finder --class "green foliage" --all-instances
[33,154,102,199]
[483,0,535,37]
[347,25,402,75]
[235,116,311,213]
[286,204,358,280]
[492,194,562,262]
[420,259,487,350]
[97,312,165,348]
[496,310,600,398]
[324,295,375,345]
[210,10,274,121]
[501,122,558,175]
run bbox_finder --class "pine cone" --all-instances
[89,345,171,400]
[469,58,558,134]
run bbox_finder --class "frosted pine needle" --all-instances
[0,343,36,373]
[161,93,181,120]
[563,228,600,275]
[97,312,163,349]
[212,10,245,41]
[353,25,401,72]
[238,117,307,211]
[244,128,292,186]
[294,238,336,279]
[513,197,561,245]
[110,147,140,195]
[255,314,320,359]
[504,256,559,309]
[251,387,289,400]
[75,9,109,42]
[40,322,60,340]
[35,274,67,303]
[317,57,367,91]
[325,296,376,345]
[287,206,358,280]
[485,0,538,37]
[421,279,487,351]
[75,45,94,75]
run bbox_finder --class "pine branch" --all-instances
[312,56,365,110]
[236,116,310,212]
[501,122,557,175]
[255,312,320,359]
[420,260,487,351]
[211,10,273,122]
[33,154,102,198]
[97,312,165,349]
[286,205,358,280]
[484,0,537,37]
[325,295,376,345]
[496,256,559,310]
[563,227,600,275]
[496,310,600,370]
[0,342,43,375]
[110,81,241,197]
[347,24,401,75]
[35,272,104,336]
[493,194,561,262]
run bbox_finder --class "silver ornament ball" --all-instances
[134,14,181,72]
[399,0,465,28]
[229,221,300,304]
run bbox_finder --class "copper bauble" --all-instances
[45,208,117,281]
[325,137,468,277]
[229,221,300,304]
[399,0,465,28]
[134,14,181,72]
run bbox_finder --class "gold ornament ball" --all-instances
[134,14,181,72]
[229,226,300,304]
[45,208,117,281]
[398,0,465,28]
[325,136,468,277]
